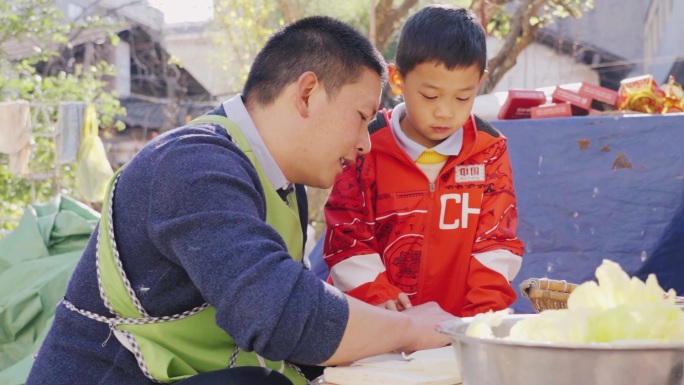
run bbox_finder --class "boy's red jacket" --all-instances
[324,110,524,317]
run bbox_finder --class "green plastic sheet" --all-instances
[0,195,97,385]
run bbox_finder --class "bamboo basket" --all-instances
[519,278,579,313]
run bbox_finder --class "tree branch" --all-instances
[470,0,509,26]
[481,0,546,93]
[374,0,418,53]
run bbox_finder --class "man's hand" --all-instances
[323,298,457,366]
[379,293,412,311]
[398,301,456,353]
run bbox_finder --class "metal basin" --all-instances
[438,314,684,385]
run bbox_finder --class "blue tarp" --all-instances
[499,112,684,312]
[309,112,684,314]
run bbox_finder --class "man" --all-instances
[26,16,455,385]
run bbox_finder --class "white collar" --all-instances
[222,95,291,191]
[389,102,463,161]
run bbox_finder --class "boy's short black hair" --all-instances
[243,16,387,107]
[395,5,487,75]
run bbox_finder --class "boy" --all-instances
[27,16,455,385]
[324,5,524,317]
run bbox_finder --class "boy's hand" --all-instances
[379,293,412,311]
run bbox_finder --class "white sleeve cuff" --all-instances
[328,253,385,292]
[473,249,522,281]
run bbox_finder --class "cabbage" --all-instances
[508,309,592,343]
[585,302,684,343]
[465,308,509,338]
[469,260,684,344]
[567,260,675,311]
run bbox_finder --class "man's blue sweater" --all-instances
[26,107,349,384]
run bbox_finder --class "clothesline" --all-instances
[29,102,74,138]
[1,100,93,232]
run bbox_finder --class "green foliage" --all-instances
[486,0,594,38]
[0,0,125,235]
[0,0,69,47]
[213,0,283,91]
[212,0,373,92]
[486,11,512,38]
[306,0,370,31]
[545,0,594,19]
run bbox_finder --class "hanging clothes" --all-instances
[75,105,114,202]
[55,102,86,164]
[0,101,32,176]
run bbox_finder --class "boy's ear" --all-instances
[388,64,404,96]
[295,71,319,118]
[478,69,489,87]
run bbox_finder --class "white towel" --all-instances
[0,101,32,176]
[56,102,86,164]
[323,347,461,385]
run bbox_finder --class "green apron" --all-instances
[70,115,306,384]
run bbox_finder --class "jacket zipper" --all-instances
[418,178,439,304]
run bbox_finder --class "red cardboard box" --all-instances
[530,103,572,119]
[579,82,618,104]
[498,90,547,120]
[578,82,618,111]
[552,87,591,115]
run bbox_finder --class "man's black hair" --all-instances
[243,16,387,106]
[395,5,487,75]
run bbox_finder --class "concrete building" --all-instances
[547,0,684,86]
[1,0,215,167]
[163,21,237,100]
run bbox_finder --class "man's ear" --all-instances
[295,71,319,118]
[388,64,404,96]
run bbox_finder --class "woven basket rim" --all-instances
[519,278,579,313]
[519,278,578,298]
